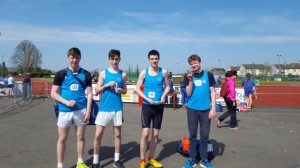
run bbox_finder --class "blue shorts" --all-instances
[244,88,253,96]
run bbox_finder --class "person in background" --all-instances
[7,74,14,98]
[22,73,31,100]
[2,74,8,88]
[241,73,255,110]
[164,75,174,93]
[180,73,188,107]
[216,70,239,130]
[213,70,221,87]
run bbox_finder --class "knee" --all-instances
[58,135,68,144]
[114,131,121,139]
[152,130,159,138]
[77,134,85,141]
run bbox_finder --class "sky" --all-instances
[1,0,300,74]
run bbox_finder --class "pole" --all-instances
[277,54,282,75]
[177,63,179,75]
[1,55,3,75]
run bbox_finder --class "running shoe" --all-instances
[76,162,89,168]
[140,162,146,168]
[182,158,196,168]
[148,158,163,168]
[200,160,214,168]
[91,163,101,168]
[113,160,125,168]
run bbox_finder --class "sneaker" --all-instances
[182,158,196,168]
[148,158,163,168]
[76,162,89,168]
[91,163,101,168]
[113,160,125,168]
[200,160,214,168]
[140,162,146,168]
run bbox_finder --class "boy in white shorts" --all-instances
[91,49,127,168]
[51,47,93,168]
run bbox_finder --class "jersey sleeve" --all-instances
[208,72,216,87]
[84,70,93,87]
[53,69,66,86]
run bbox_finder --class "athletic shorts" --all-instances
[57,108,88,128]
[244,88,253,96]
[95,111,123,126]
[8,84,13,88]
[141,104,164,129]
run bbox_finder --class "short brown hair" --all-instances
[188,54,201,64]
[67,47,81,58]
[108,49,121,59]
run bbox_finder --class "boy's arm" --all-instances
[135,70,152,104]
[209,86,216,119]
[186,72,194,96]
[95,70,116,94]
[160,69,170,102]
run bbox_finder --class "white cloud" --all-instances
[1,21,300,46]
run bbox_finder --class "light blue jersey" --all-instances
[143,68,164,105]
[188,71,211,111]
[59,68,87,112]
[99,69,123,112]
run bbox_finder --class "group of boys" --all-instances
[51,47,216,168]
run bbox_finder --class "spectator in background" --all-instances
[241,73,255,110]
[2,74,8,88]
[216,70,239,130]
[164,75,174,93]
[213,70,221,87]
[180,73,188,107]
[22,73,31,100]
[7,74,14,98]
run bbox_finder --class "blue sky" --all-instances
[1,0,300,74]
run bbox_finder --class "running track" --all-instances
[24,78,300,107]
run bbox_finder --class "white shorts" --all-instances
[95,111,123,126]
[57,108,88,128]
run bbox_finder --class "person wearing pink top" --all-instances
[216,70,239,130]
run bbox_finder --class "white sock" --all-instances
[77,158,84,164]
[114,153,120,161]
[57,163,63,168]
[93,155,99,164]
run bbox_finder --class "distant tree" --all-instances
[135,65,139,78]
[10,40,42,73]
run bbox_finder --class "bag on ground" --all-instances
[176,137,214,160]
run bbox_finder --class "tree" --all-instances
[10,40,42,73]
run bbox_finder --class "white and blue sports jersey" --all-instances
[58,68,87,112]
[188,71,211,111]
[143,68,164,105]
[99,69,123,112]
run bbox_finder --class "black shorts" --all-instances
[141,104,164,129]
[8,84,13,88]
